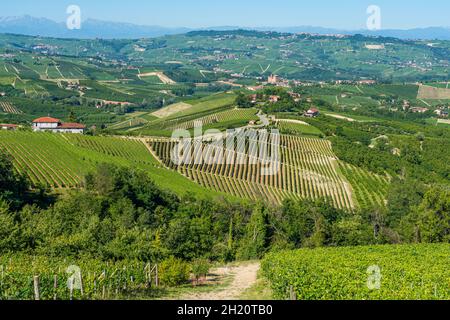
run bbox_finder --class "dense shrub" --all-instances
[159,257,190,287]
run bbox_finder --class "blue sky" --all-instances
[1,0,449,29]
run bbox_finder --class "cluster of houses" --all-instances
[267,74,290,87]
[249,91,302,105]
[402,102,449,117]
[334,79,377,85]
[435,107,449,118]
[65,82,90,92]
[410,107,430,114]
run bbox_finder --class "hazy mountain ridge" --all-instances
[0,15,189,39]
[0,15,449,40]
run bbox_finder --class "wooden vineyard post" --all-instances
[69,277,74,301]
[289,286,297,301]
[33,276,40,301]
[145,263,151,288]
[0,265,3,295]
[101,270,106,299]
[155,264,159,287]
[94,273,97,296]
[53,275,58,300]
[79,272,84,297]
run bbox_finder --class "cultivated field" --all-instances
[0,131,151,188]
[338,162,389,209]
[0,255,153,300]
[0,131,227,198]
[152,102,192,118]
[0,101,22,114]
[276,119,323,137]
[168,108,258,130]
[417,84,450,99]
[148,133,388,210]
[262,244,450,300]
[138,71,176,84]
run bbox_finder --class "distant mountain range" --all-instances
[1,15,450,40]
[0,16,189,39]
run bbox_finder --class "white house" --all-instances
[32,117,86,134]
[435,109,449,118]
[305,108,320,118]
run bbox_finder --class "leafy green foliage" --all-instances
[159,257,191,287]
[191,259,210,283]
[236,205,270,260]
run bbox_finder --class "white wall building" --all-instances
[32,117,85,134]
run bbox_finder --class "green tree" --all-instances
[386,177,426,228]
[236,205,269,260]
[68,110,77,123]
[0,150,28,207]
[417,187,450,243]
[235,93,253,108]
[0,199,21,253]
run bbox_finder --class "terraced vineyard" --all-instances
[0,101,22,114]
[147,132,383,210]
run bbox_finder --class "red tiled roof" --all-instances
[308,108,319,113]
[33,117,61,123]
[1,124,18,127]
[58,123,86,129]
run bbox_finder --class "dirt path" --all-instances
[325,113,356,122]
[180,262,260,300]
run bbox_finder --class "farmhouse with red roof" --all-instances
[305,108,320,118]
[32,117,86,134]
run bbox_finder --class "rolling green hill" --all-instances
[0,130,235,199]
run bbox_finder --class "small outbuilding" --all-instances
[1,124,19,130]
